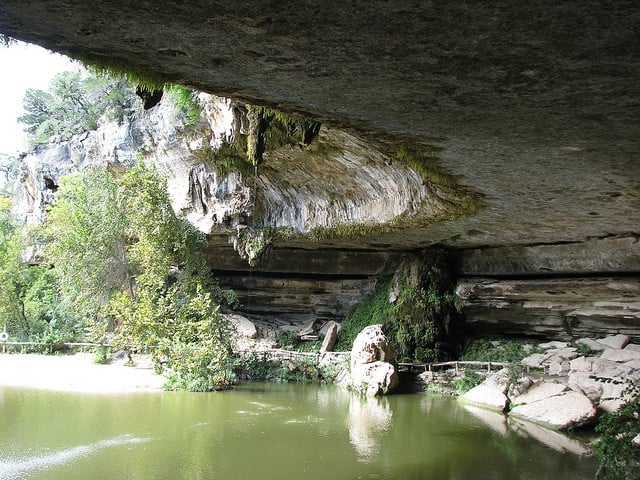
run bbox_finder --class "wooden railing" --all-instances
[397,360,510,374]
[0,341,106,354]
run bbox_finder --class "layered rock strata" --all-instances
[455,236,640,340]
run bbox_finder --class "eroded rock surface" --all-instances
[349,325,399,396]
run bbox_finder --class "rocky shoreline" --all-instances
[457,334,639,433]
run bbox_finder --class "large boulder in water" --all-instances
[349,325,399,396]
[459,368,511,412]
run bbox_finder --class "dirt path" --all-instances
[0,353,164,393]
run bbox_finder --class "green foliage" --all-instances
[275,330,301,349]
[308,222,396,242]
[0,197,75,342]
[166,85,202,126]
[94,346,110,365]
[336,255,463,363]
[0,34,16,47]
[390,284,460,362]
[44,163,237,391]
[257,107,321,148]
[461,338,536,364]
[232,353,335,384]
[335,279,398,351]
[44,169,129,327]
[454,368,484,395]
[594,381,640,479]
[18,71,137,147]
[395,144,456,188]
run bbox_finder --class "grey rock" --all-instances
[568,372,603,403]
[320,322,339,353]
[349,325,398,396]
[521,353,552,369]
[539,341,569,350]
[225,314,258,339]
[511,381,568,406]
[547,360,570,376]
[459,384,510,412]
[319,320,342,338]
[510,391,597,430]
[575,338,606,352]
[298,320,321,337]
[601,347,640,363]
[459,368,511,412]
[598,334,631,350]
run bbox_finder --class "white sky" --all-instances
[0,41,82,155]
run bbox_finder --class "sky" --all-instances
[0,41,82,155]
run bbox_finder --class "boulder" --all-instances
[590,357,634,378]
[460,384,509,412]
[349,325,398,396]
[460,368,511,412]
[597,334,631,350]
[569,356,593,373]
[568,372,603,403]
[510,391,597,430]
[350,361,399,396]
[538,341,569,350]
[298,319,321,337]
[319,320,341,339]
[511,381,568,406]
[320,322,339,353]
[350,324,396,365]
[521,353,551,368]
[547,347,579,360]
[575,338,606,352]
[601,347,640,363]
[547,360,570,376]
[225,313,258,339]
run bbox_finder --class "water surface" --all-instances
[0,383,597,479]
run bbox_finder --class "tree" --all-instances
[0,197,72,341]
[44,169,129,327]
[112,163,236,390]
[18,71,138,146]
[44,164,237,390]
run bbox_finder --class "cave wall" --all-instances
[208,243,401,327]
[455,235,640,341]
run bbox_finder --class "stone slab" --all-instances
[597,334,631,350]
[601,347,640,363]
[576,338,606,352]
[459,384,509,412]
[511,381,568,406]
[510,391,597,430]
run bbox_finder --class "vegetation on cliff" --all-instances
[1,163,237,391]
[335,255,464,363]
[17,69,203,148]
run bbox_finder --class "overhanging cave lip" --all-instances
[1,1,638,248]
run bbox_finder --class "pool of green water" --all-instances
[0,383,597,479]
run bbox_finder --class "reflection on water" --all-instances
[347,395,392,461]
[463,404,591,455]
[0,384,598,480]
[0,435,149,480]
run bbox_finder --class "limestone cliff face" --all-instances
[10,93,440,239]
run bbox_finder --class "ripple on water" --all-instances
[0,434,150,480]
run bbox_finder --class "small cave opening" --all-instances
[43,176,58,192]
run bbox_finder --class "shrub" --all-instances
[594,381,640,479]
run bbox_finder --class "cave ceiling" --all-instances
[1,1,638,250]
